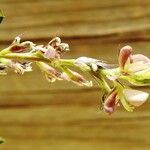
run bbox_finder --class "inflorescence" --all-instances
[0,36,149,114]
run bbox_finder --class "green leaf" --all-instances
[0,137,5,144]
[0,10,4,24]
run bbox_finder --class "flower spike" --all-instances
[0,37,149,115]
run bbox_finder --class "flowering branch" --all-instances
[0,36,149,115]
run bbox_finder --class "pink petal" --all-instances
[119,45,132,69]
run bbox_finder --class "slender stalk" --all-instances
[59,59,75,66]
[0,53,76,67]
[0,53,51,62]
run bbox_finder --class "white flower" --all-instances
[123,89,149,107]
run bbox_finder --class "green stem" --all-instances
[0,53,51,62]
[0,48,10,55]
[0,53,76,67]
[0,50,123,91]
[101,76,111,92]
[59,59,75,66]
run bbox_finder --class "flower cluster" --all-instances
[0,36,92,86]
[71,46,149,114]
[0,36,149,115]
[102,46,150,114]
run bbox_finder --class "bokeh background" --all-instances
[0,0,150,149]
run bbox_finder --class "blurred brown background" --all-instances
[0,0,150,149]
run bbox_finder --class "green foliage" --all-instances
[0,10,4,24]
[0,137,5,144]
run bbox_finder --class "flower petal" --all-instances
[119,45,132,69]
[123,89,149,107]
[127,61,150,73]
[132,54,150,63]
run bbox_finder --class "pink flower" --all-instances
[118,45,150,73]
[126,54,150,73]
[36,37,69,59]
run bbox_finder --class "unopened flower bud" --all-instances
[62,67,92,87]
[70,71,92,86]
[103,90,117,114]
